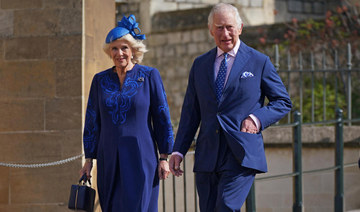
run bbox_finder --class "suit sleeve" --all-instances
[149,68,174,154]
[83,75,101,159]
[173,62,201,156]
[252,57,292,130]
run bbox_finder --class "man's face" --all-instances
[209,11,242,53]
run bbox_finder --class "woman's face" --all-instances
[109,39,133,70]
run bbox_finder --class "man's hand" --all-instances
[169,154,184,177]
[241,116,258,134]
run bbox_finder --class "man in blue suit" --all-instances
[169,3,292,211]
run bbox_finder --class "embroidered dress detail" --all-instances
[100,68,151,125]
[158,90,174,144]
[83,97,98,153]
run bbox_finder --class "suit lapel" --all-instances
[221,42,251,102]
[205,48,218,100]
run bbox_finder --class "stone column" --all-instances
[0,0,114,211]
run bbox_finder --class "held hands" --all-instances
[169,154,184,177]
[79,159,93,180]
[241,116,258,134]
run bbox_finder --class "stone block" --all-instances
[0,40,3,60]
[60,130,83,157]
[192,29,207,42]
[0,167,9,204]
[5,37,48,60]
[197,42,211,53]
[85,35,95,59]
[147,33,167,46]
[55,59,82,97]
[0,132,66,162]
[167,32,181,45]
[1,0,42,9]
[59,8,82,35]
[175,44,186,57]
[263,127,292,144]
[43,0,82,9]
[14,9,60,36]
[0,10,13,37]
[181,31,191,43]
[164,45,175,57]
[0,99,44,132]
[9,162,80,204]
[0,205,69,212]
[45,98,82,130]
[187,42,198,55]
[49,35,82,59]
[0,60,56,98]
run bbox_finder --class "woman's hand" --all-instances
[158,160,170,180]
[79,159,93,179]
[158,154,170,180]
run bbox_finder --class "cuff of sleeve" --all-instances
[171,151,184,159]
[249,114,261,131]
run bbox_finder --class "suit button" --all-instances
[217,112,221,115]
[216,130,219,134]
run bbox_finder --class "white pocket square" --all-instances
[241,71,254,78]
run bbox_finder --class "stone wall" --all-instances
[0,0,114,211]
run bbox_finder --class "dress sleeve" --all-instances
[83,75,101,159]
[149,68,174,154]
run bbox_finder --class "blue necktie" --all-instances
[215,53,228,102]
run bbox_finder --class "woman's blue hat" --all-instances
[105,14,146,43]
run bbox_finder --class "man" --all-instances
[169,3,292,211]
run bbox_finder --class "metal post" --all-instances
[298,53,303,122]
[183,156,187,212]
[346,43,352,126]
[293,111,303,212]
[162,179,166,212]
[334,50,339,110]
[246,182,256,212]
[287,50,291,124]
[322,50,327,121]
[173,174,176,212]
[194,154,198,212]
[335,109,344,212]
[275,44,280,70]
[310,52,315,122]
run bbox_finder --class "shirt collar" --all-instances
[216,40,241,58]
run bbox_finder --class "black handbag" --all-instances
[68,174,96,212]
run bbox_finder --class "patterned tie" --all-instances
[215,53,228,102]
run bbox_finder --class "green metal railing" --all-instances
[160,109,359,212]
[245,109,360,212]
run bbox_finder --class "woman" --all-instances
[79,15,174,212]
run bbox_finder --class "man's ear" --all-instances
[239,24,243,35]
[209,25,214,37]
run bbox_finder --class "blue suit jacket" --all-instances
[173,42,292,173]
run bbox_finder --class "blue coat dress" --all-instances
[83,64,174,212]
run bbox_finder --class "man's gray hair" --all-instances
[208,3,243,29]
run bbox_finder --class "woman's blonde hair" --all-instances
[103,34,148,64]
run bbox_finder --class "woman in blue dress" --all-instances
[79,15,174,212]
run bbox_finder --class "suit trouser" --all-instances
[195,130,256,212]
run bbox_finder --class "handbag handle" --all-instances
[79,173,92,186]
